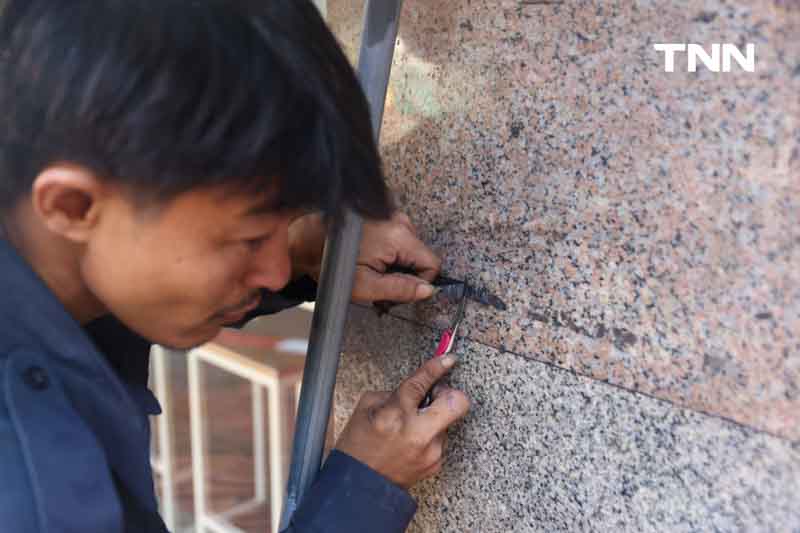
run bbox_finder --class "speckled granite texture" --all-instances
[336,306,800,533]
[328,0,800,440]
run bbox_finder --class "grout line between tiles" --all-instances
[349,303,800,447]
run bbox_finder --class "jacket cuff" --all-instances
[278,275,318,303]
[231,276,319,327]
[288,450,417,533]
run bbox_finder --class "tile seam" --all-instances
[351,304,799,446]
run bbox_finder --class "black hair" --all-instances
[0,0,394,219]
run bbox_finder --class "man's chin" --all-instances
[155,325,223,351]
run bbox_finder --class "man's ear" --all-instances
[30,164,109,243]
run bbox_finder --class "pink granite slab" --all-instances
[328,0,800,440]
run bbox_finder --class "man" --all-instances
[0,1,470,531]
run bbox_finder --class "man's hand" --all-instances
[334,356,470,490]
[352,211,441,304]
[289,211,442,304]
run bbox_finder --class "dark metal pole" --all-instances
[279,0,404,529]
[357,0,405,138]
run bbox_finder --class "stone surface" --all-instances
[336,306,800,533]
[328,0,800,439]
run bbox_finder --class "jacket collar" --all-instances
[0,238,163,518]
[0,238,138,405]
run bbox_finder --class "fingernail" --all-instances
[441,355,456,368]
[416,283,435,300]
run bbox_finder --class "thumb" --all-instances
[395,355,456,410]
[352,267,435,304]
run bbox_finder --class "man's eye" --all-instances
[243,236,269,251]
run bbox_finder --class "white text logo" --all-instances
[653,43,755,73]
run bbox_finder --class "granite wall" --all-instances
[327,1,800,531]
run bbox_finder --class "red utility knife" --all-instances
[419,291,467,408]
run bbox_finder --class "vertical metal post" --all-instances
[279,0,404,529]
[252,383,267,502]
[311,0,326,20]
[151,347,177,531]
[187,352,208,532]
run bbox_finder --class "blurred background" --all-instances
[149,305,314,533]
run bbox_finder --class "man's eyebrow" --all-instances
[242,198,288,217]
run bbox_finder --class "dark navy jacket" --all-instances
[0,238,416,532]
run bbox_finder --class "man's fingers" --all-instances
[429,430,448,461]
[431,383,447,399]
[395,356,456,409]
[354,211,441,303]
[391,211,418,238]
[383,272,435,303]
[419,433,448,479]
[358,390,392,410]
[419,459,444,481]
[352,267,435,304]
[396,234,441,284]
[418,387,470,434]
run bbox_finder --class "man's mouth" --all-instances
[215,293,261,320]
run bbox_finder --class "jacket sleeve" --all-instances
[281,450,417,533]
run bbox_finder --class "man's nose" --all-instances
[244,235,293,293]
